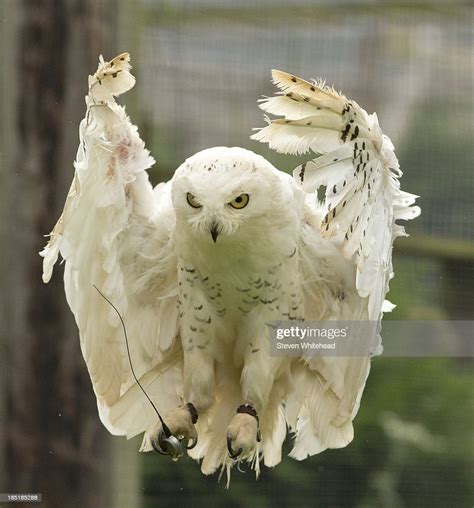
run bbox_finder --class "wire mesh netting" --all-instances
[110,1,474,506]
[2,1,471,507]
[128,1,473,321]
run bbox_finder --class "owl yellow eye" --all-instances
[229,194,249,209]
[186,193,202,209]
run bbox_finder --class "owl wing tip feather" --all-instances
[253,69,420,321]
[88,52,135,102]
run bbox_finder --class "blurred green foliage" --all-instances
[142,358,473,507]
[398,100,473,242]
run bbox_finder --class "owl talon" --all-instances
[227,433,243,459]
[186,435,198,450]
[226,406,260,460]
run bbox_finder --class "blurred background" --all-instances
[0,0,472,506]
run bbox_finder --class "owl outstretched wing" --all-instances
[41,54,182,445]
[252,70,420,459]
[252,69,420,321]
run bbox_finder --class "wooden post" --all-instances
[0,1,120,506]
[0,0,19,493]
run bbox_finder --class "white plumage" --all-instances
[41,55,420,481]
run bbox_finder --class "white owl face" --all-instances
[171,147,285,243]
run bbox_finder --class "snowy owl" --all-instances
[41,53,420,480]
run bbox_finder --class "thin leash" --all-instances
[92,285,177,449]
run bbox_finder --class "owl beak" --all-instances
[210,222,219,243]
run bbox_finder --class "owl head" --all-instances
[171,147,298,247]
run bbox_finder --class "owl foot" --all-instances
[226,404,261,459]
[150,403,198,460]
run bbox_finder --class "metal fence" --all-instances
[116,2,473,506]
